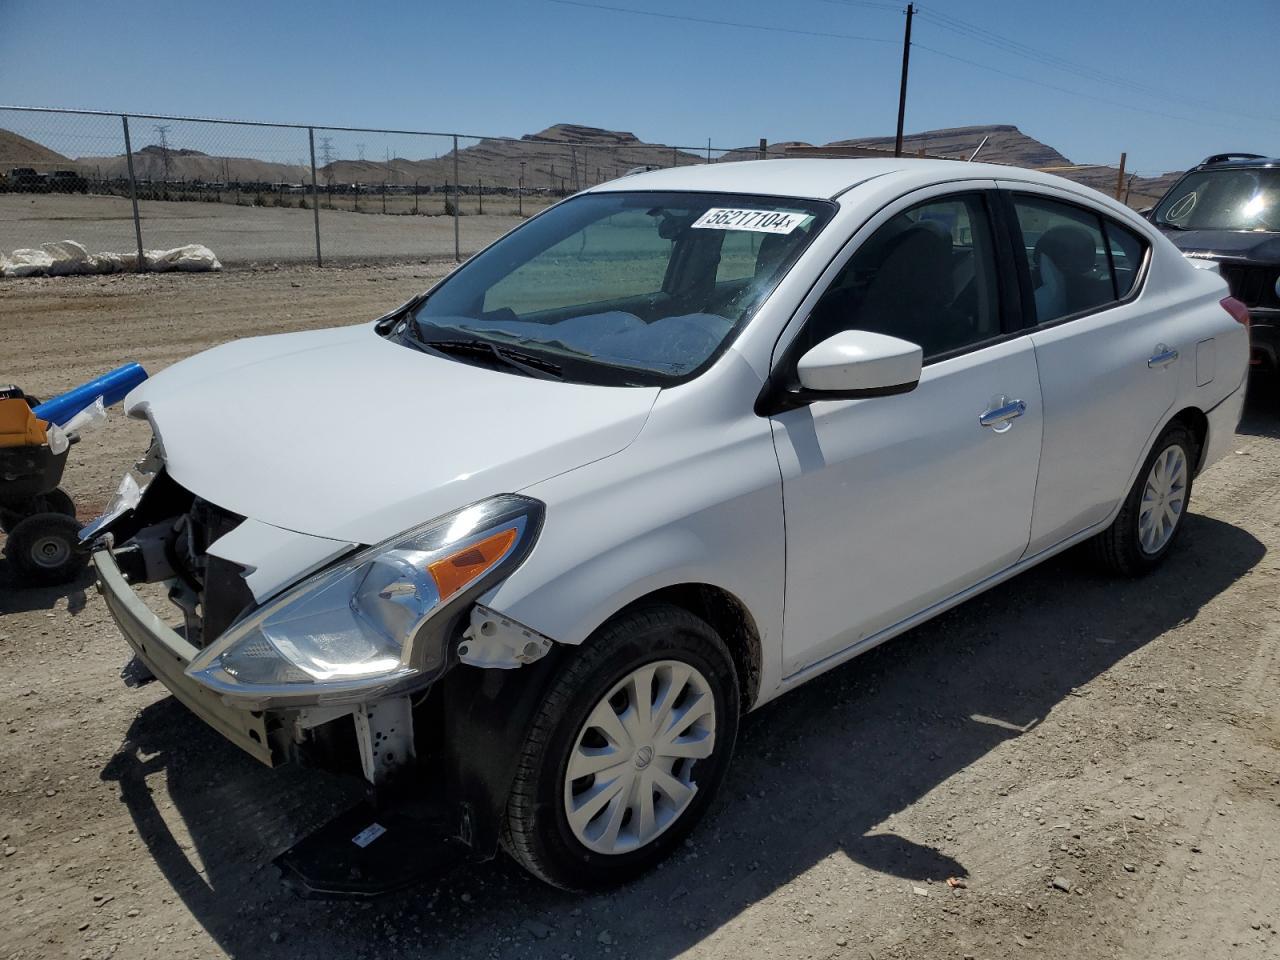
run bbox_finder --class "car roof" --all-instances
[585,157,1107,201]
[1196,155,1280,170]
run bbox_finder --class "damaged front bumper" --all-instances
[93,546,282,766]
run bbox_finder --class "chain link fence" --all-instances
[0,106,779,270]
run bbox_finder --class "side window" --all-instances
[1104,219,1147,299]
[799,194,1002,360]
[1012,195,1114,324]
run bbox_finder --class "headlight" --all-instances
[186,495,543,707]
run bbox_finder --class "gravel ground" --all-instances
[0,194,523,266]
[1,266,1278,960]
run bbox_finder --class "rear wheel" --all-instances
[502,603,740,890]
[1091,423,1196,576]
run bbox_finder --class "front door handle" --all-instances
[1148,344,1179,368]
[979,397,1027,431]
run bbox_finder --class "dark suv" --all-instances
[1150,153,1280,370]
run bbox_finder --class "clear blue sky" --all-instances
[2,0,1278,174]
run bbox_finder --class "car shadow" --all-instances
[97,509,1264,959]
[0,557,93,615]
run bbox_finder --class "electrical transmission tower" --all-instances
[318,137,335,184]
[154,124,172,181]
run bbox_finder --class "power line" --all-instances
[541,0,897,44]
[912,42,1262,136]
[911,6,1280,127]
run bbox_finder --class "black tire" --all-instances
[38,488,77,519]
[1090,422,1197,576]
[6,513,87,586]
[502,603,740,891]
[0,489,74,534]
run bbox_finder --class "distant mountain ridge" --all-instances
[0,121,1179,207]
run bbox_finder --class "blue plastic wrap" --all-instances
[32,363,149,426]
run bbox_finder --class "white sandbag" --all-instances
[144,244,222,272]
[88,251,128,273]
[40,240,94,276]
[1,247,55,277]
[0,242,222,277]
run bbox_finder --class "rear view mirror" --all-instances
[795,330,922,398]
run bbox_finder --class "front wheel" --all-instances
[1091,423,1197,576]
[502,603,740,890]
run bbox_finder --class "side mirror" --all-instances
[1137,207,1154,220]
[795,330,922,398]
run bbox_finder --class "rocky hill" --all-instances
[0,129,72,168]
[72,144,310,184]
[838,123,1072,167]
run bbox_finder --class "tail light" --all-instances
[1221,296,1251,327]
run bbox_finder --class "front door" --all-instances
[770,190,1043,677]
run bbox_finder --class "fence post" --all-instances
[452,135,461,262]
[121,115,145,273]
[308,127,322,267]
[1115,152,1127,201]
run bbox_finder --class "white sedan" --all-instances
[90,158,1249,892]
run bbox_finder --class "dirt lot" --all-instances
[0,194,528,266]
[1,266,1278,960]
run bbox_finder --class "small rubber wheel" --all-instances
[0,490,73,534]
[502,603,740,890]
[38,488,77,519]
[6,513,87,586]
[1090,423,1197,576]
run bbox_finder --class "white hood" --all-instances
[126,324,659,544]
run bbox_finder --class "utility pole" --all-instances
[518,160,526,216]
[894,3,914,158]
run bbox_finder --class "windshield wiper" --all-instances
[415,336,564,380]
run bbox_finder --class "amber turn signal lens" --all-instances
[427,527,518,601]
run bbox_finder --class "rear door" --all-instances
[771,185,1044,677]
[999,186,1176,555]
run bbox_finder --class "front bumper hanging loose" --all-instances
[92,547,280,766]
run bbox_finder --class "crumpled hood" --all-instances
[126,324,659,544]
[1162,228,1280,261]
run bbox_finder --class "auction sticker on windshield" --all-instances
[691,208,808,234]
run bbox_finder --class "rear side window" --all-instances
[1012,196,1115,324]
[1104,220,1147,299]
[1012,196,1149,323]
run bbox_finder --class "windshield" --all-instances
[405,191,833,385]
[1154,168,1280,232]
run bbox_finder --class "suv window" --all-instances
[1153,168,1280,232]
[1012,196,1116,324]
[797,193,1002,361]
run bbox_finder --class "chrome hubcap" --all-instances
[563,660,716,855]
[31,535,71,568]
[1138,444,1187,555]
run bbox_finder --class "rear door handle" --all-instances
[979,397,1027,431]
[1148,344,1179,368]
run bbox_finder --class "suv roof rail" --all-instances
[1201,152,1267,166]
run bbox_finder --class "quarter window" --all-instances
[799,194,1002,360]
[1104,220,1147,299]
